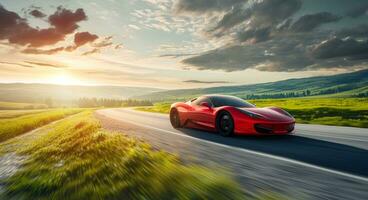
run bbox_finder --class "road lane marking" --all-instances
[297,132,368,142]
[99,110,368,183]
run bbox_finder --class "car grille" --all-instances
[254,123,294,134]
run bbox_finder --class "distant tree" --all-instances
[76,98,152,108]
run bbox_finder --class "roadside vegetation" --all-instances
[76,98,152,108]
[0,101,48,110]
[0,110,47,119]
[0,110,244,200]
[135,98,368,128]
[0,108,83,142]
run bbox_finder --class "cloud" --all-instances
[74,32,98,47]
[182,33,324,72]
[29,9,46,18]
[337,24,368,38]
[0,61,33,68]
[236,27,271,43]
[22,47,64,55]
[159,53,198,58]
[290,12,341,32]
[65,31,98,51]
[208,0,301,38]
[0,5,87,48]
[82,48,100,56]
[174,0,246,14]
[48,6,87,34]
[183,80,231,84]
[92,36,113,48]
[114,44,123,49]
[23,61,67,68]
[311,37,368,60]
[346,3,368,18]
[0,60,66,68]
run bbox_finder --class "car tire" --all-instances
[170,108,182,128]
[216,111,234,137]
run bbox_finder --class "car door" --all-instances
[191,97,215,128]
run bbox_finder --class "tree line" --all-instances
[75,98,153,108]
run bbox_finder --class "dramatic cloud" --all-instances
[183,80,231,84]
[337,24,368,38]
[174,0,246,14]
[312,37,368,60]
[290,12,341,32]
[183,32,331,72]
[29,9,46,18]
[236,27,271,43]
[65,31,98,51]
[346,3,368,18]
[48,7,87,34]
[0,5,87,48]
[209,0,301,38]
[179,0,368,72]
[74,32,98,47]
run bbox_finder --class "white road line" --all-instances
[297,132,368,142]
[99,110,368,183]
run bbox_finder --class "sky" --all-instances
[0,0,367,89]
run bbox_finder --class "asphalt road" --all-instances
[96,108,368,200]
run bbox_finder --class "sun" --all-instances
[50,73,81,85]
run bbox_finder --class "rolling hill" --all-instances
[0,83,163,103]
[135,69,368,101]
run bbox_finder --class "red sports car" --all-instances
[170,95,295,136]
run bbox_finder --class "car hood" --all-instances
[238,107,293,122]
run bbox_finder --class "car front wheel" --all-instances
[216,111,234,137]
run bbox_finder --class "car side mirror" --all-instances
[200,102,211,108]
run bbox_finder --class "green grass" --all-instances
[0,108,83,142]
[0,101,48,110]
[0,111,244,200]
[135,98,368,128]
[0,109,49,119]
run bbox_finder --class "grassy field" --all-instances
[0,109,48,119]
[0,101,48,110]
[0,110,244,200]
[136,98,368,128]
[0,108,83,142]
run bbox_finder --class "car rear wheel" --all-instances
[216,111,234,137]
[170,108,182,128]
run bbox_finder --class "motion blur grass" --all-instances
[135,98,368,128]
[0,101,47,110]
[0,109,48,119]
[0,108,83,142]
[0,110,244,200]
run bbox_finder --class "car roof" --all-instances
[202,94,236,99]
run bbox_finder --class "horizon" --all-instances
[0,67,365,90]
[1,0,368,89]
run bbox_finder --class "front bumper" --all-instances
[254,122,295,134]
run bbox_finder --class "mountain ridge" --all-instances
[135,69,368,101]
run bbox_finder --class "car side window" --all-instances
[192,97,213,107]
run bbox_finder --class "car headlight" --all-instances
[237,109,265,119]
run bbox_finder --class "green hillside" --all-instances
[0,83,163,103]
[136,69,368,101]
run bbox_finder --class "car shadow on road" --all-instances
[177,128,368,177]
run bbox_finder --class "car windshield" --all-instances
[209,96,255,108]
